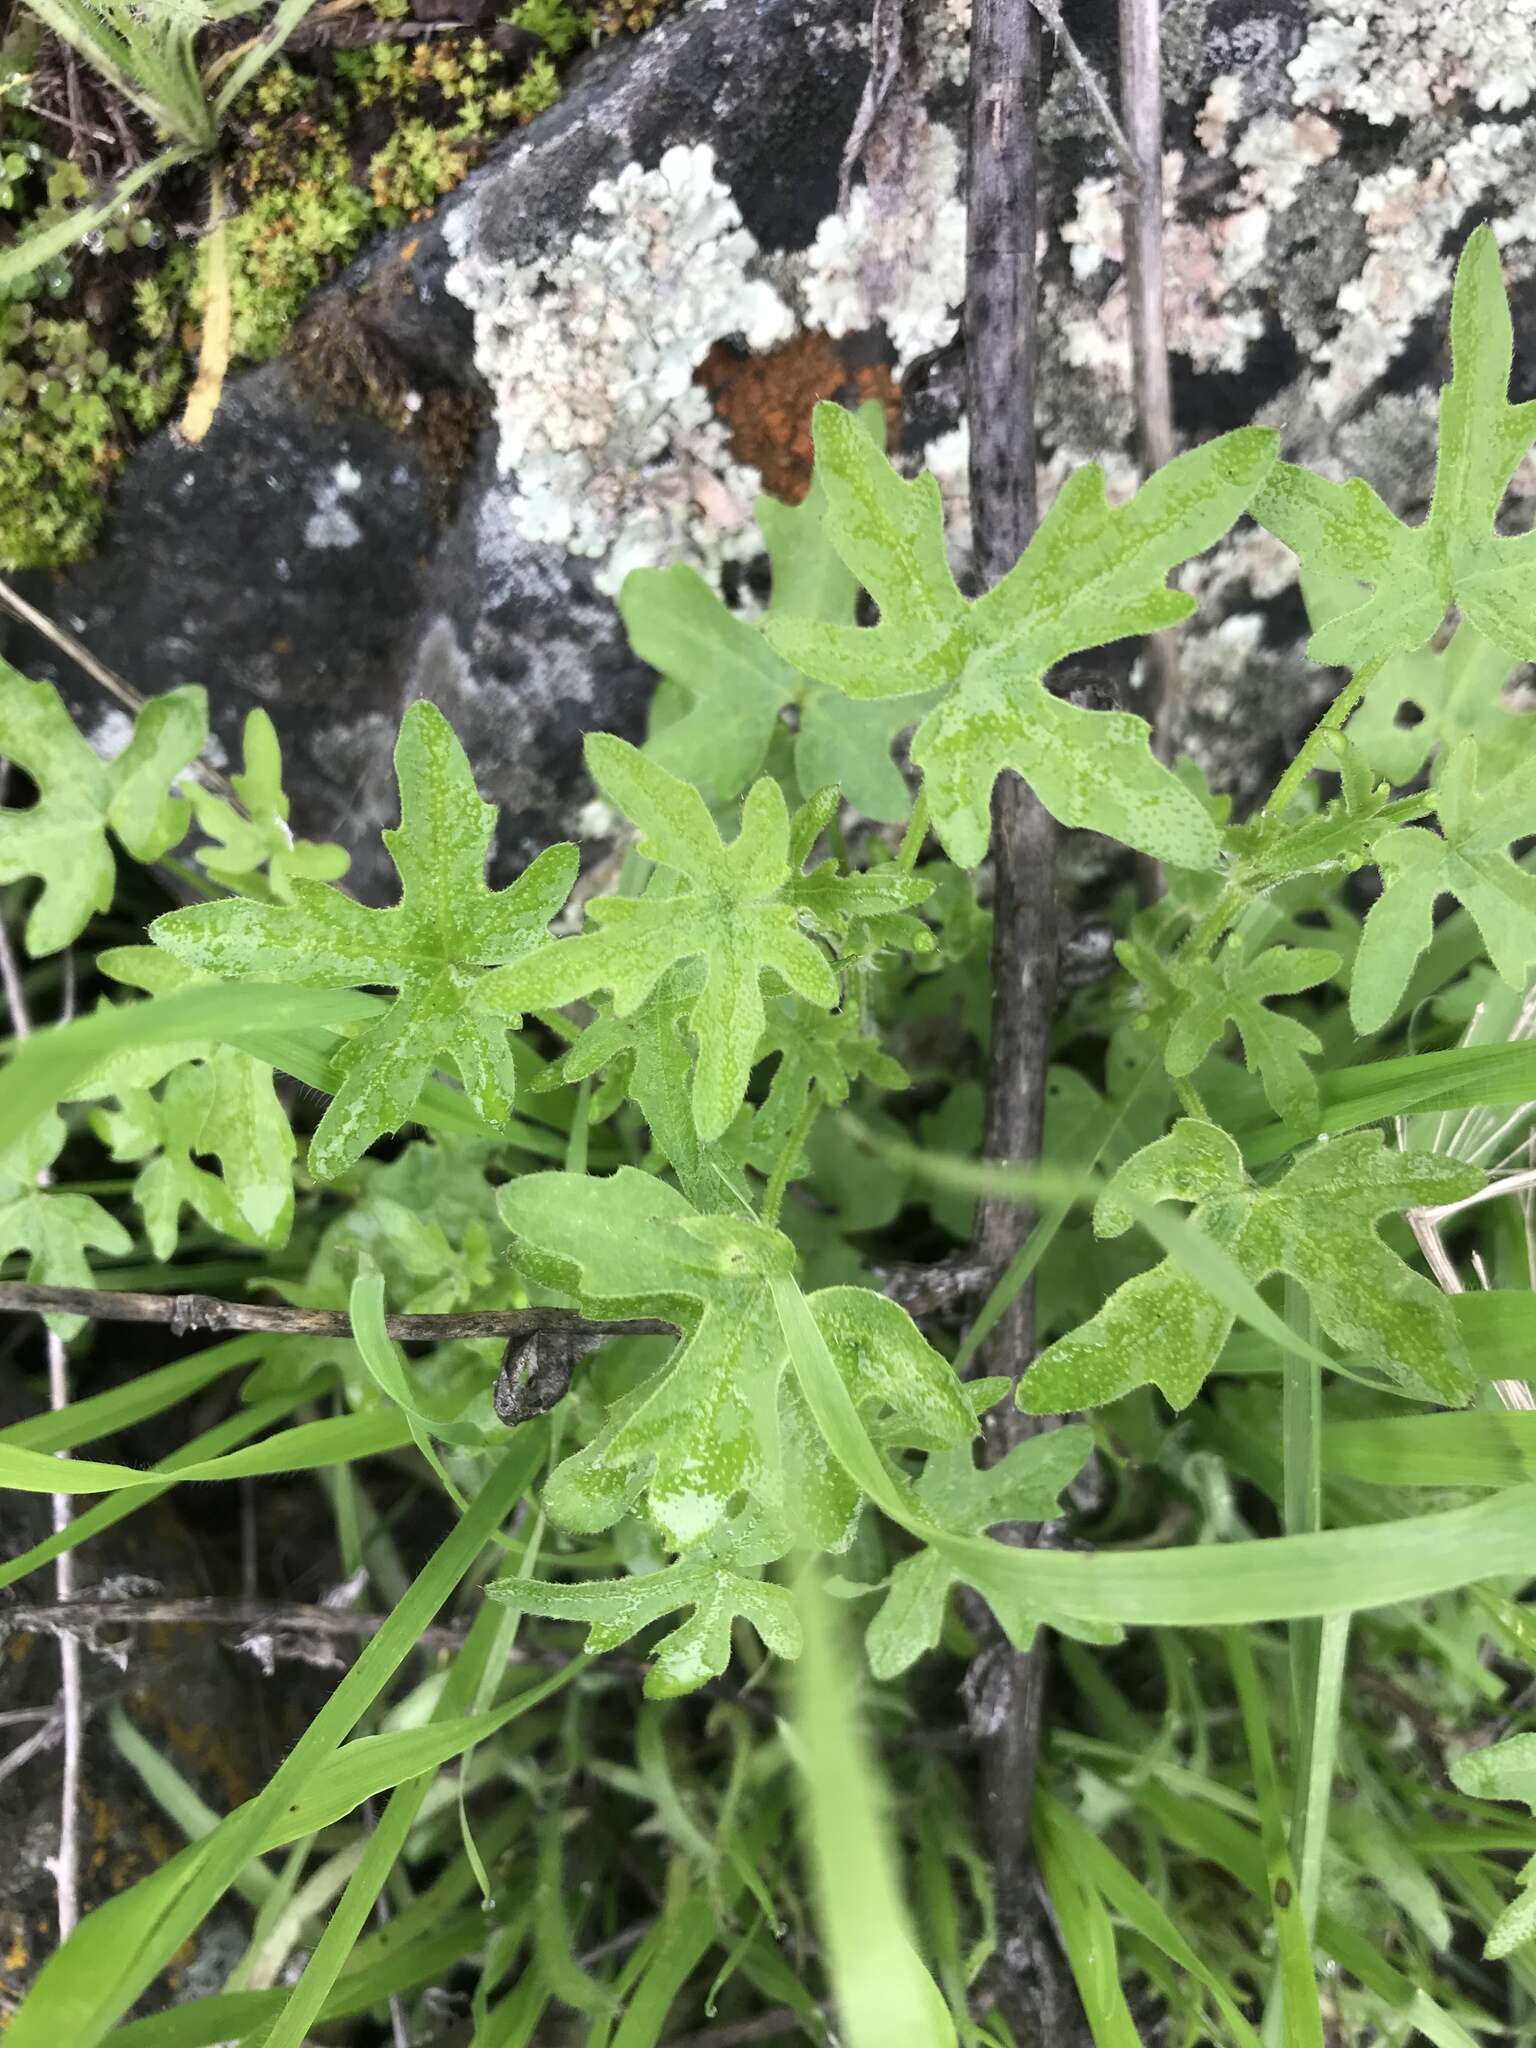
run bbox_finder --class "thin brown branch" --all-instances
[0,1595,475,1658]
[1028,0,1139,184]
[1116,0,1180,769]
[0,1282,672,1346]
[964,5,1084,2041]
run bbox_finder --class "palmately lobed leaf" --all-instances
[498,1169,974,1551]
[763,404,1276,869]
[0,667,207,956]
[1351,737,1536,1033]
[189,707,349,901]
[1259,228,1536,672]
[865,1425,1095,1678]
[488,1512,801,1697]
[484,738,843,1142]
[151,700,576,1178]
[1023,1121,1482,1414]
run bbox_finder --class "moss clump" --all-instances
[0,0,622,575]
[0,134,184,570]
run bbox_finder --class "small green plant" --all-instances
[3,228,1536,2043]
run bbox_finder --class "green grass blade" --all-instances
[253,1607,577,2048]
[5,1438,539,2047]
[0,1405,412,1492]
[0,1387,313,1592]
[793,1568,955,2048]
[1326,1406,1536,1485]
[0,984,378,1154]
[1035,1807,1143,2048]
[0,146,193,286]
[0,1336,265,1452]
[1034,1791,1263,2048]
[1224,1629,1324,2048]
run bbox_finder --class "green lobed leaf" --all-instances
[150,700,577,1178]
[0,666,206,954]
[187,707,350,900]
[1162,937,1341,1126]
[1351,738,1536,1032]
[489,1513,800,1698]
[764,404,1276,867]
[621,402,932,820]
[1022,1122,1481,1413]
[0,1113,132,1338]
[1257,228,1536,670]
[497,1167,974,1553]
[484,739,842,1142]
[866,1426,1094,1679]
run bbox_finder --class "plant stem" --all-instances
[762,1090,820,1231]
[896,790,930,871]
[964,6,1083,2039]
[1264,658,1385,820]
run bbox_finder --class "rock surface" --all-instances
[4,0,1535,891]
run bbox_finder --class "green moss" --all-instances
[0,13,594,575]
[510,0,593,59]
[0,298,184,570]
[0,92,184,571]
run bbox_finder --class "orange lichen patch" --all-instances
[697,332,901,503]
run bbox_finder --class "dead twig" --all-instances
[0,902,82,1944]
[964,5,1085,2041]
[0,1282,672,1346]
[1116,0,1180,774]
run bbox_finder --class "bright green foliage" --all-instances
[749,997,909,1169]
[510,0,591,57]
[537,964,754,1210]
[1349,626,1525,786]
[1162,937,1341,1125]
[77,949,295,1259]
[0,1113,131,1337]
[1257,228,1536,670]
[1023,1122,1483,1413]
[0,669,206,954]
[764,401,1275,866]
[188,707,350,900]
[1351,739,1536,1033]
[1225,731,1394,893]
[484,738,846,1142]
[623,405,933,819]
[866,1426,1093,1678]
[498,1168,974,1549]
[151,700,577,1179]
[489,1513,798,1698]
[1449,1737,1536,1958]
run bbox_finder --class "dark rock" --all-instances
[5,0,1534,891]
[4,0,872,895]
